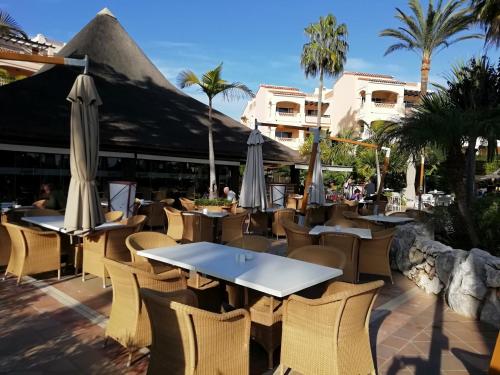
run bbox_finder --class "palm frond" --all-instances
[177,70,201,89]
[0,10,28,39]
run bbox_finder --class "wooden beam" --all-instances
[330,136,378,149]
[0,51,65,65]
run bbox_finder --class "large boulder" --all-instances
[485,264,500,288]
[480,289,500,328]
[390,222,433,272]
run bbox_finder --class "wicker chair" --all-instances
[278,280,384,375]
[0,221,11,266]
[179,197,195,211]
[124,215,147,232]
[272,209,295,239]
[103,259,186,366]
[319,232,361,283]
[125,231,177,272]
[286,196,298,210]
[3,222,61,284]
[160,198,175,206]
[164,207,183,241]
[221,210,247,243]
[327,203,349,221]
[281,218,315,255]
[288,245,346,269]
[324,217,358,228]
[349,217,385,232]
[227,235,270,252]
[386,211,410,217]
[342,199,359,211]
[358,228,396,283]
[305,206,326,227]
[343,210,360,219]
[249,211,268,236]
[82,224,138,288]
[139,202,166,230]
[141,288,251,375]
[105,211,123,223]
[181,212,213,243]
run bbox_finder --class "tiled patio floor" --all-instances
[0,243,497,374]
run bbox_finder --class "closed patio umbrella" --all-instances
[239,128,267,210]
[63,74,104,233]
[309,146,325,205]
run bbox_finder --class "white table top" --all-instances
[22,216,124,234]
[137,242,342,298]
[309,225,372,239]
[359,215,414,224]
[189,210,229,218]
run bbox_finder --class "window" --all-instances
[276,131,293,138]
[276,107,292,113]
[306,109,318,116]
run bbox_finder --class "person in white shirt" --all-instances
[223,186,236,202]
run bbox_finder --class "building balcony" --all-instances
[305,115,331,125]
[358,101,405,123]
[275,136,302,150]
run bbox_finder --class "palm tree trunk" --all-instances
[208,99,217,199]
[465,136,478,206]
[301,70,323,213]
[420,56,431,96]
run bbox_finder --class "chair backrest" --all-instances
[25,208,62,217]
[288,245,346,269]
[145,291,250,374]
[160,198,175,206]
[227,235,270,252]
[164,207,183,241]
[249,211,268,235]
[324,217,357,228]
[0,222,11,266]
[305,206,326,227]
[281,218,314,255]
[280,280,384,375]
[273,208,295,236]
[349,217,385,232]
[342,211,359,219]
[181,212,213,243]
[286,196,297,210]
[124,214,147,232]
[139,202,165,228]
[179,197,195,211]
[86,225,137,262]
[327,204,349,220]
[221,210,247,243]
[126,231,177,263]
[105,211,123,223]
[386,211,409,217]
[319,232,360,283]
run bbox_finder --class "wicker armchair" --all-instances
[3,222,61,284]
[281,218,315,255]
[286,196,298,210]
[160,198,175,206]
[82,224,138,287]
[105,211,123,222]
[141,288,251,375]
[179,197,195,211]
[103,259,186,366]
[349,217,385,232]
[327,203,349,221]
[124,214,147,232]
[324,217,358,228]
[221,210,247,243]
[139,202,166,229]
[358,228,395,283]
[181,212,213,243]
[164,207,183,241]
[227,235,270,252]
[278,280,384,375]
[0,221,11,266]
[319,232,361,283]
[343,210,360,219]
[249,211,268,236]
[272,208,295,239]
[125,231,177,272]
[305,206,327,227]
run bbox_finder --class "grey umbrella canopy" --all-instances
[239,128,268,210]
[63,74,104,233]
[309,146,325,205]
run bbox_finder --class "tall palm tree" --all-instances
[380,0,481,96]
[300,13,348,210]
[177,63,254,198]
[0,10,27,38]
[471,0,500,47]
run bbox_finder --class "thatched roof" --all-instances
[0,9,299,163]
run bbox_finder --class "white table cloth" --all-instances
[190,210,229,218]
[22,216,124,234]
[138,242,342,298]
[309,225,372,239]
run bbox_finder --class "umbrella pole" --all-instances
[300,128,320,214]
[376,147,391,205]
[418,153,425,210]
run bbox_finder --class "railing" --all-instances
[275,137,301,149]
[276,112,297,117]
[374,102,396,108]
[305,115,331,124]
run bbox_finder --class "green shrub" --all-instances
[194,198,232,206]
[473,195,500,256]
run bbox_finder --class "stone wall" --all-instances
[390,222,500,328]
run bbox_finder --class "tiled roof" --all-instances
[358,77,406,85]
[344,71,394,79]
[269,90,306,97]
[260,84,301,91]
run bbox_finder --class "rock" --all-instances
[426,257,435,266]
[459,251,489,300]
[446,270,481,318]
[479,289,500,328]
[424,262,433,274]
[409,247,425,265]
[485,264,500,288]
[434,250,467,288]
[416,272,443,294]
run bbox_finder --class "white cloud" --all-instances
[345,57,373,71]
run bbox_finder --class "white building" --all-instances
[241,84,334,150]
[330,72,421,139]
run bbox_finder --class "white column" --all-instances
[365,92,372,111]
[397,93,405,114]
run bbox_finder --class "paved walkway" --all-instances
[0,258,496,374]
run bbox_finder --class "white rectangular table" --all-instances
[190,210,229,218]
[309,225,372,239]
[358,215,414,224]
[138,242,342,298]
[22,216,124,234]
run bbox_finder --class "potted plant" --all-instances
[194,198,232,212]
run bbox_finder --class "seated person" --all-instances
[223,186,237,202]
[34,183,66,210]
[351,188,362,201]
[364,176,377,197]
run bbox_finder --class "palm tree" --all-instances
[380,0,481,96]
[177,63,254,198]
[471,0,500,47]
[300,13,348,210]
[0,10,28,38]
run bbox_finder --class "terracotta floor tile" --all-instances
[382,335,409,350]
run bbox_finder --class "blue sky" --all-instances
[4,0,499,119]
